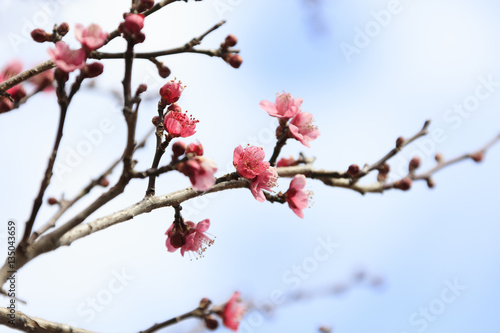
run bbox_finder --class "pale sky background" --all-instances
[1,0,500,332]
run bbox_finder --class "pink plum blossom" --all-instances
[250,166,278,202]
[259,92,302,119]
[221,292,246,331]
[288,111,320,148]
[75,24,108,51]
[285,175,310,218]
[233,145,269,180]
[48,42,86,73]
[165,219,214,257]
[164,110,198,138]
[160,80,184,104]
[177,156,217,191]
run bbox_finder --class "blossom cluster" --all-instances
[46,23,109,74]
[165,219,214,258]
[233,145,278,202]
[157,79,218,192]
[260,92,320,147]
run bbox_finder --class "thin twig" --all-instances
[92,21,229,61]
[0,60,55,95]
[138,310,197,333]
[29,128,154,242]
[360,120,431,177]
[19,74,72,248]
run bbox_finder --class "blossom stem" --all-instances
[269,126,290,166]
[145,136,173,196]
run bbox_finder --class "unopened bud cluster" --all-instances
[221,34,242,68]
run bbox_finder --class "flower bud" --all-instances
[120,13,145,36]
[377,163,390,182]
[204,315,219,330]
[156,63,171,78]
[435,153,443,163]
[48,197,58,205]
[172,141,187,158]
[224,34,238,47]
[54,68,69,83]
[31,29,52,43]
[228,54,243,68]
[409,157,421,172]
[199,298,212,310]
[99,178,110,187]
[471,152,484,163]
[167,103,182,113]
[83,62,104,78]
[394,177,412,191]
[347,164,360,178]
[395,136,405,148]
[57,22,70,36]
[136,84,148,95]
[152,116,161,127]
[426,178,435,188]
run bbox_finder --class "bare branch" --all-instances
[360,120,431,177]
[29,128,154,242]
[0,307,95,333]
[19,73,73,247]
[0,61,55,95]
[92,21,230,61]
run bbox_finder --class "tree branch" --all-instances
[29,128,154,242]
[92,20,229,61]
[19,73,72,248]
[0,307,95,333]
[0,61,55,95]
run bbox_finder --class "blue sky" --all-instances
[1,0,500,332]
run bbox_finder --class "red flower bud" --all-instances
[152,116,161,127]
[83,62,104,78]
[395,136,405,148]
[99,178,110,187]
[136,84,148,95]
[228,54,243,68]
[48,197,58,205]
[409,157,421,172]
[172,141,187,158]
[394,177,412,191]
[204,316,219,330]
[156,62,171,78]
[167,103,182,113]
[57,22,70,36]
[31,29,52,43]
[224,34,238,47]
[347,164,360,178]
[471,152,484,163]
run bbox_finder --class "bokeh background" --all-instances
[1,0,500,332]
